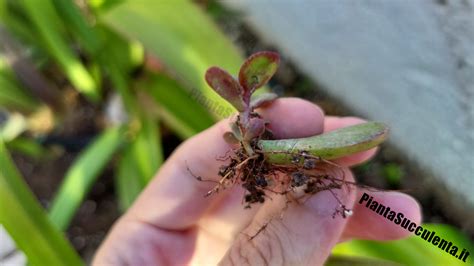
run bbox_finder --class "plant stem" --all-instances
[239,89,254,155]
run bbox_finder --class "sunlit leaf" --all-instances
[102,0,244,119]
[6,137,47,159]
[52,0,101,55]
[0,2,37,44]
[0,59,39,112]
[140,73,215,139]
[18,0,99,101]
[0,140,82,265]
[88,0,125,13]
[116,113,163,211]
[115,143,142,211]
[333,224,474,266]
[49,126,124,230]
[96,25,144,75]
[131,113,163,184]
[325,255,401,266]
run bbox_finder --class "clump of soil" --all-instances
[192,114,351,216]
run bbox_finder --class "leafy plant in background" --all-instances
[1,0,237,264]
[0,0,471,265]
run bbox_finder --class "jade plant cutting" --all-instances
[200,51,388,218]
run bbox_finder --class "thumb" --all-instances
[219,170,356,266]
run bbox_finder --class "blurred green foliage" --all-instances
[333,224,474,266]
[0,140,82,266]
[383,162,403,187]
[0,0,471,264]
[0,0,239,262]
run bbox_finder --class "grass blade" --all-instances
[49,126,124,230]
[115,143,141,211]
[140,73,215,138]
[325,256,401,266]
[333,224,474,266]
[0,56,39,112]
[116,114,163,211]
[0,140,82,265]
[18,0,99,101]
[101,0,243,119]
[0,1,37,44]
[6,137,47,159]
[52,0,101,55]
[0,74,38,111]
[131,114,163,184]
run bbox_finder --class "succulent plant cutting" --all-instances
[201,51,389,215]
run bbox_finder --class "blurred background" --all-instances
[0,0,472,265]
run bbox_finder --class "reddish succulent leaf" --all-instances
[238,51,280,92]
[223,131,240,144]
[205,67,246,111]
[250,92,278,109]
[244,118,266,141]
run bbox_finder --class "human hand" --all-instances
[93,98,421,265]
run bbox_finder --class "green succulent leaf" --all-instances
[260,122,389,164]
[205,66,245,111]
[238,51,280,92]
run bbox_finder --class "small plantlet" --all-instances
[200,51,389,236]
